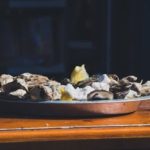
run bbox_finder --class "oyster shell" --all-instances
[51,85,61,100]
[76,74,111,88]
[87,90,113,100]
[19,73,50,87]
[29,85,53,100]
[121,75,138,82]
[61,78,71,85]
[130,82,142,93]
[75,79,93,88]
[2,78,28,94]
[0,74,14,86]
[108,74,119,81]
[140,83,150,96]
[9,89,27,99]
[115,90,140,99]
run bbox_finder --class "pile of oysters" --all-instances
[0,73,61,101]
[0,65,150,101]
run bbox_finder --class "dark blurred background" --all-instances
[0,0,148,81]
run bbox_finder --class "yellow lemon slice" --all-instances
[70,64,89,84]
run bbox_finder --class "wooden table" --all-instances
[0,101,150,150]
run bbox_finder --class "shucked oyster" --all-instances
[0,73,61,100]
[109,75,142,99]
[139,81,150,96]
[87,90,113,100]
[115,90,140,99]
[29,84,61,101]
[18,73,50,87]
[0,74,14,86]
[121,75,138,83]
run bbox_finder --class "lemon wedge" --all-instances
[70,64,89,84]
[60,86,73,101]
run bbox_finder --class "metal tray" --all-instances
[0,96,149,117]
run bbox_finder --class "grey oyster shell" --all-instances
[87,90,113,100]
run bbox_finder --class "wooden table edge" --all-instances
[0,126,150,143]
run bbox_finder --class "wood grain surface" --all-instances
[0,101,149,143]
